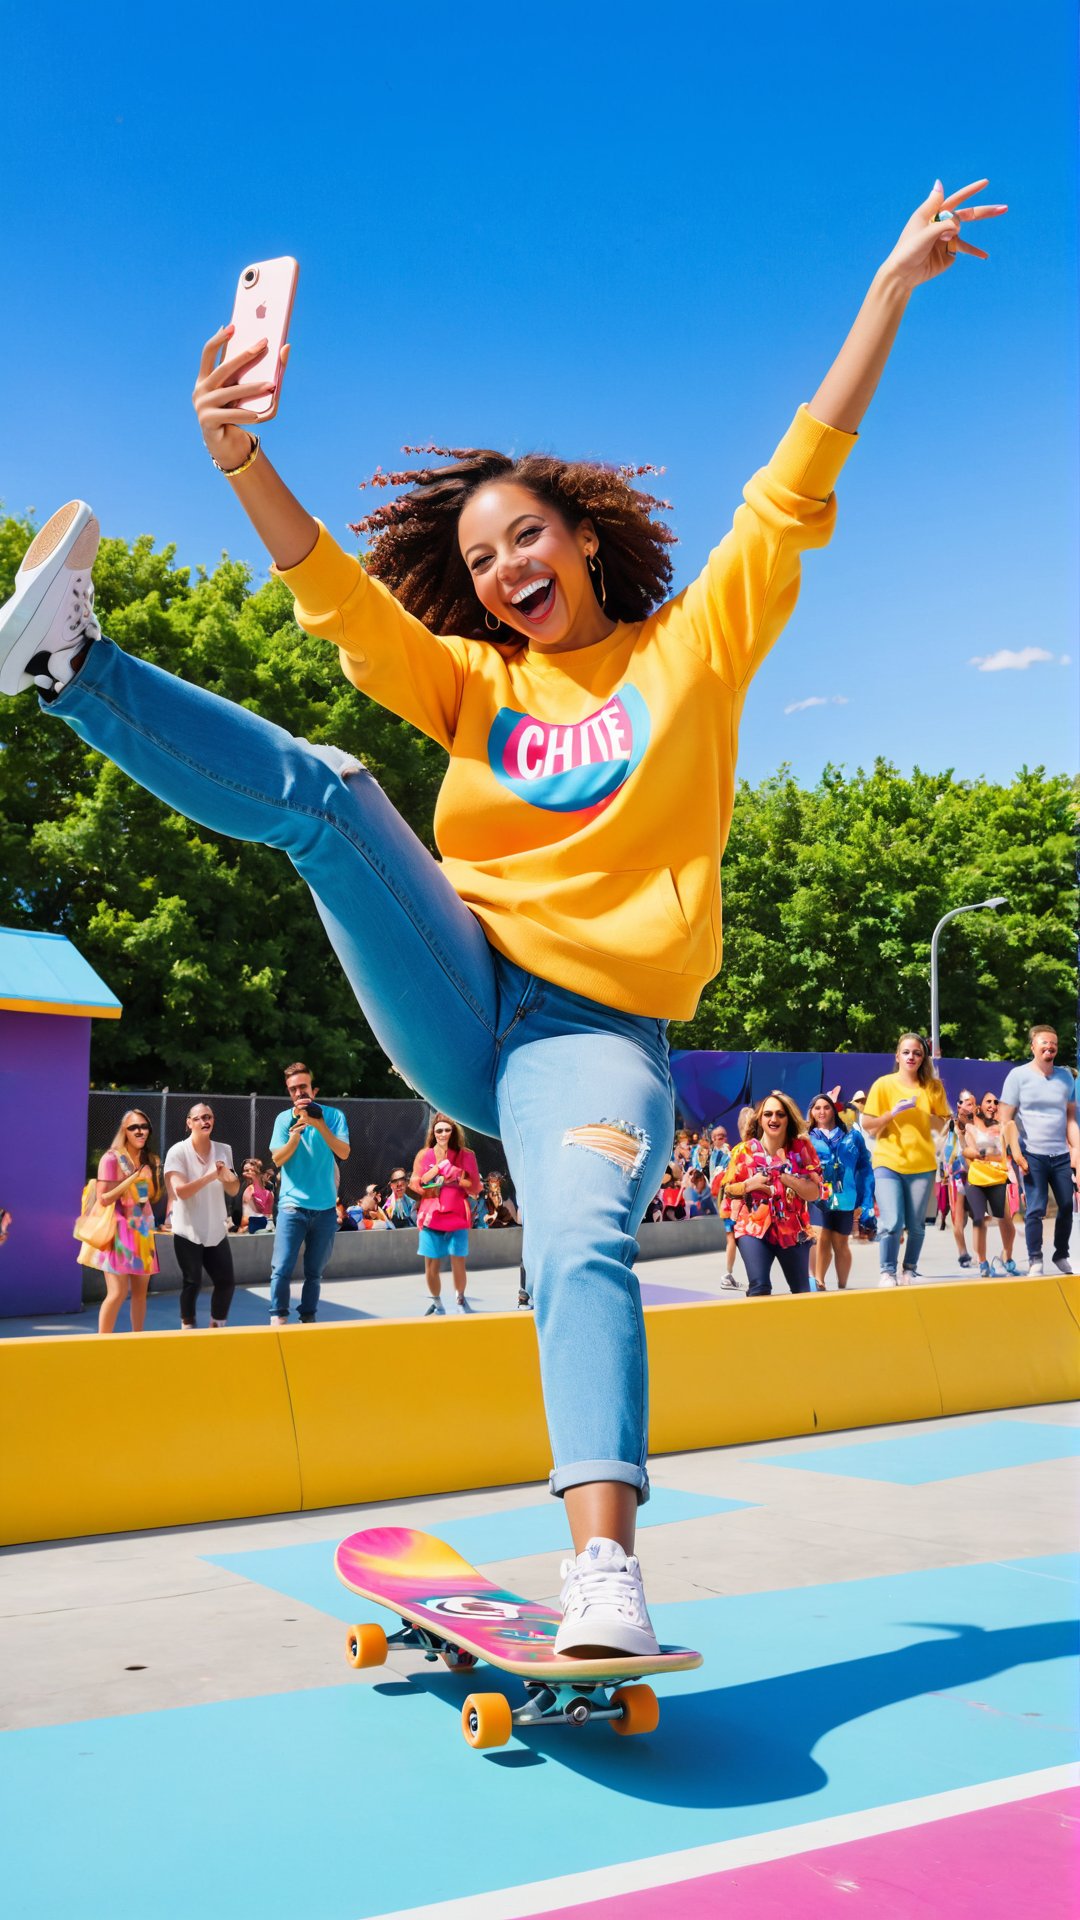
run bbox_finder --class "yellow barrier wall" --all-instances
[0,1328,301,1543]
[283,1315,550,1511]
[2,1279,1077,1546]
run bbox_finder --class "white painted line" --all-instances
[365,1764,1080,1920]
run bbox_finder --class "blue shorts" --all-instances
[808,1203,855,1234]
[418,1226,469,1259]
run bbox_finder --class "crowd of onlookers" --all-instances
[648,1024,1078,1296]
[66,1024,1077,1329]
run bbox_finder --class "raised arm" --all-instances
[809,179,1007,434]
[193,328,318,569]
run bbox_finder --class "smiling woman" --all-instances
[0,174,1006,1659]
[351,447,674,643]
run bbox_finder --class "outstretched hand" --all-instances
[883,179,1007,291]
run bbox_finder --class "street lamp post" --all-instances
[930,897,1007,1058]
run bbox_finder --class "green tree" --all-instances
[2,513,1075,1087]
[0,514,447,1093]
[671,762,1079,1064]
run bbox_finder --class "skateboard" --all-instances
[335,1525,702,1749]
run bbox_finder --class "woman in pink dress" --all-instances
[80,1109,161,1333]
[411,1114,480,1316]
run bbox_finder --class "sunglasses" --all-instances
[391,1177,407,1184]
[761,1109,787,1120]
[127,1123,150,1133]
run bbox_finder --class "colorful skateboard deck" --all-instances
[335,1526,702,1746]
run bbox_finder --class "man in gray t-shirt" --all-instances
[998,1025,1078,1277]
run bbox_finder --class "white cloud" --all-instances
[783,694,850,716]
[968,646,1054,673]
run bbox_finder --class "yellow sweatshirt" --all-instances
[279,404,857,1020]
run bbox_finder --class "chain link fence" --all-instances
[86,1091,510,1203]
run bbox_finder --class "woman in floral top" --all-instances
[724,1091,822,1297]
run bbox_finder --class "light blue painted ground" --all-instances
[758,1419,1080,1485]
[4,1556,1076,1920]
[204,1487,755,1623]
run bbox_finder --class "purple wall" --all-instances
[0,1010,90,1315]
[670,1048,1014,1136]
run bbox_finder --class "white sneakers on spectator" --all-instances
[424,1299,445,1316]
[1027,1260,1044,1278]
[0,501,101,695]
[878,1273,897,1287]
[719,1273,740,1290]
[1051,1257,1072,1277]
[454,1295,472,1313]
[554,1537,660,1658]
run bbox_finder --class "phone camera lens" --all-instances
[242,266,259,288]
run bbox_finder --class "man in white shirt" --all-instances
[997,1026,1079,1278]
[164,1103,241,1327]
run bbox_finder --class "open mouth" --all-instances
[508,575,556,624]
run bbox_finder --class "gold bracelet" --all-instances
[213,434,261,479]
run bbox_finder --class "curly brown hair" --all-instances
[349,446,677,641]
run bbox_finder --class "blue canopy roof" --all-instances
[0,926,122,1018]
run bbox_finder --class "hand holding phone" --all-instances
[226,257,298,421]
[893,1097,917,1114]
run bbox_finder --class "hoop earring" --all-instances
[484,610,501,632]
[588,551,607,610]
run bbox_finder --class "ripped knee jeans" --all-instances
[49,639,676,1500]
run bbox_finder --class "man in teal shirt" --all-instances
[268,1061,351,1323]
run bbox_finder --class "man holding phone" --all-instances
[268,1061,350,1324]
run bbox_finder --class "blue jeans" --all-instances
[737,1234,811,1296]
[875,1168,935,1275]
[270,1205,338,1320]
[1020,1152,1074,1264]
[50,641,675,1500]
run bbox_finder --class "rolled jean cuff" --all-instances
[548,1460,651,1504]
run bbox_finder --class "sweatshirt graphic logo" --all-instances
[487,685,650,815]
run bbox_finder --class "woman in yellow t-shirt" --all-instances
[961,1091,1018,1277]
[862,1034,950,1286]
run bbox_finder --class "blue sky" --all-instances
[3,0,1076,785]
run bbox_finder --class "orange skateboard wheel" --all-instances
[345,1622,388,1669]
[610,1683,659,1735]
[462,1692,513,1749]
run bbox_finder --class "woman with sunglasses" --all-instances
[79,1110,161,1333]
[938,1089,977,1269]
[960,1092,1019,1276]
[724,1093,822,1297]
[862,1034,950,1285]
[411,1115,480,1315]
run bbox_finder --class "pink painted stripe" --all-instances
[523,1788,1080,1919]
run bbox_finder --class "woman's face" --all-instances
[957,1092,976,1120]
[896,1039,926,1074]
[979,1095,998,1123]
[458,482,603,650]
[433,1122,454,1151]
[760,1100,790,1149]
[125,1114,150,1148]
[810,1099,835,1130]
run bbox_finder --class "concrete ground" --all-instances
[4,1208,1077,1337]
[2,1403,1077,1917]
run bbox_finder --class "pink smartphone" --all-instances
[226,256,298,421]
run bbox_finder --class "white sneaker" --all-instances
[553,1537,660,1658]
[878,1273,897,1288]
[454,1295,472,1313]
[1027,1261,1044,1278]
[424,1299,445,1316]
[0,501,101,695]
[719,1273,740,1290]
[1051,1257,1073,1277]
[270,1315,287,1327]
